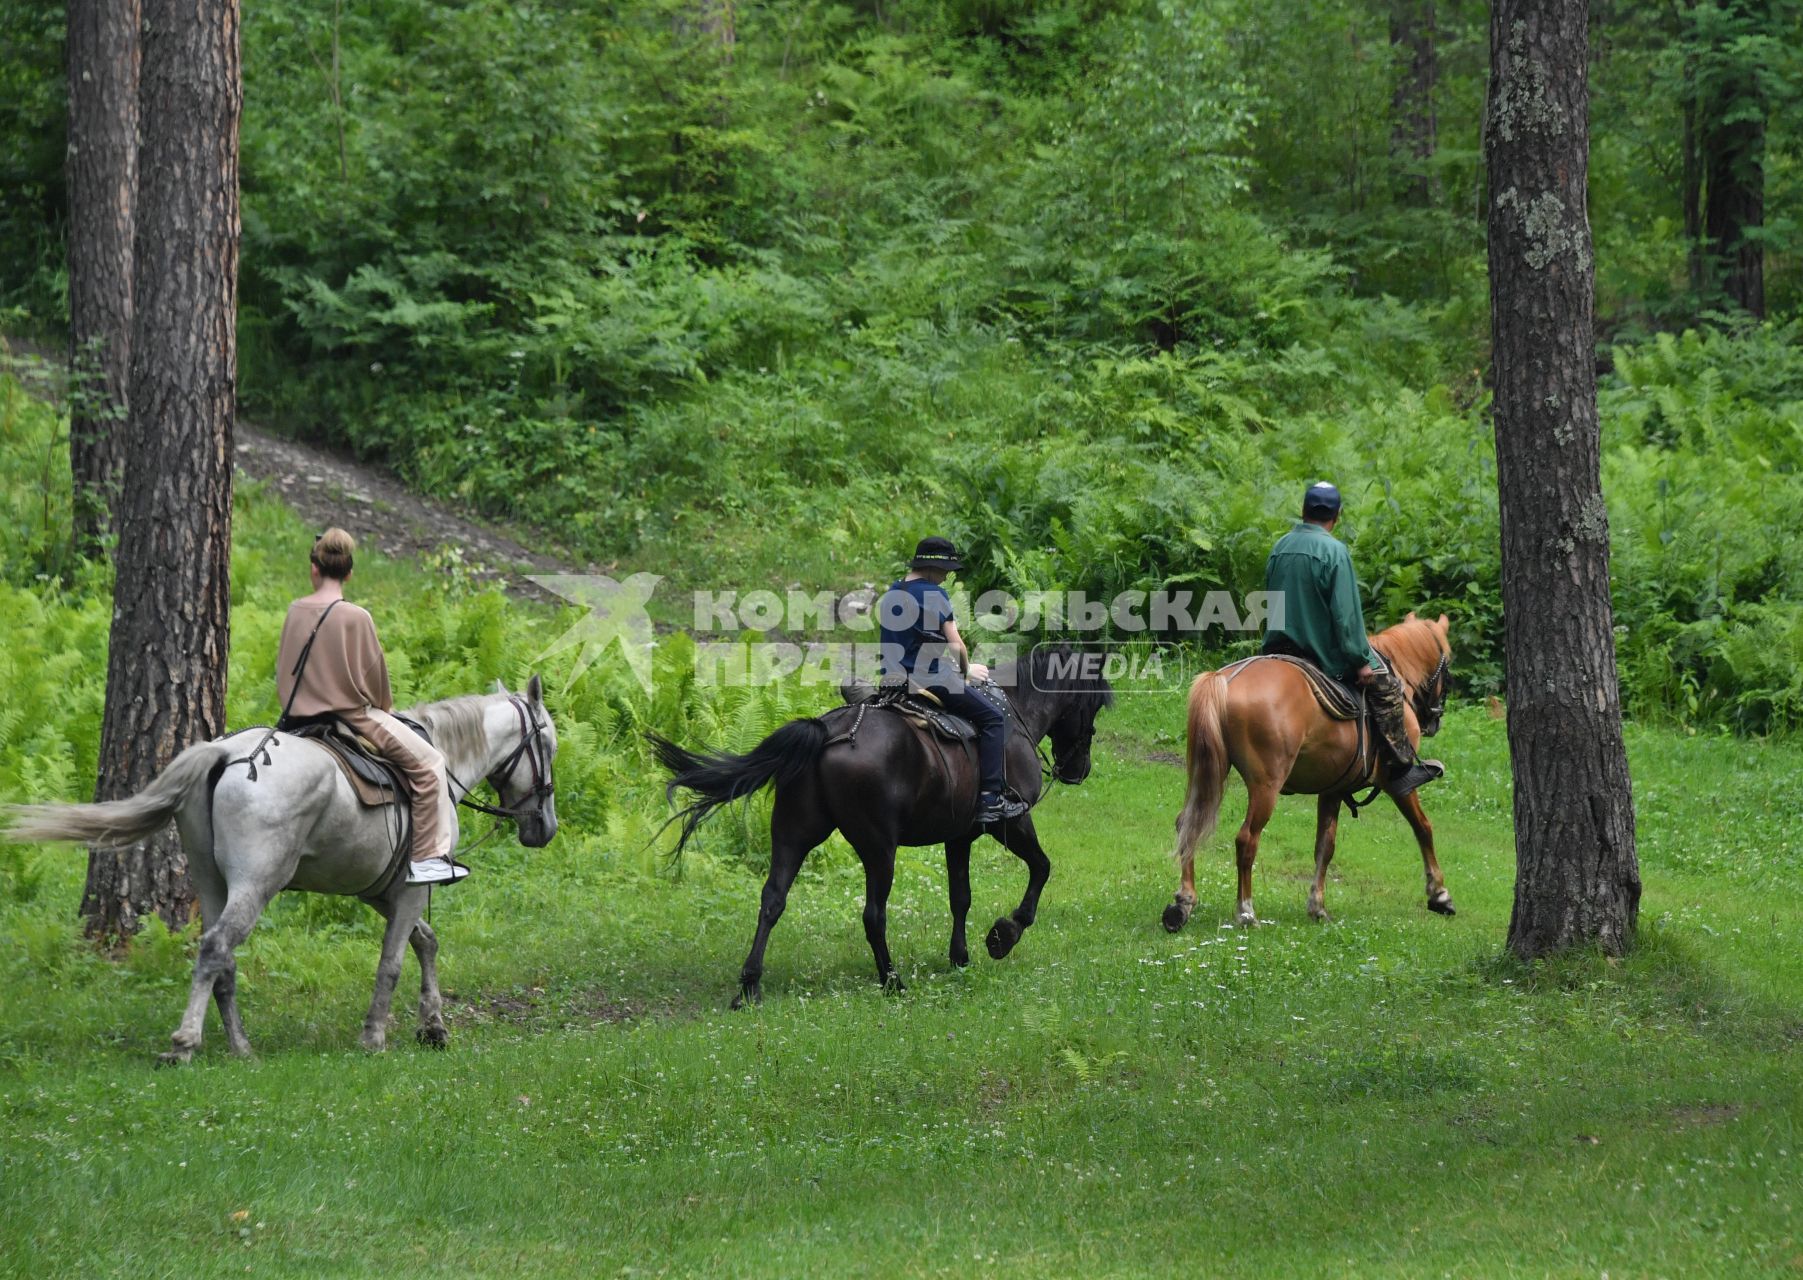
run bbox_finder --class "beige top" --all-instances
[276,599,393,717]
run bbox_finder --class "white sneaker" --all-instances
[405,857,471,885]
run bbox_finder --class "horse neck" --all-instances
[430,695,521,799]
[1007,686,1058,741]
[1375,626,1438,694]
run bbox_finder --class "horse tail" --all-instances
[647,718,830,855]
[1173,671,1232,870]
[3,740,230,848]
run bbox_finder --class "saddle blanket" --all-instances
[279,720,423,807]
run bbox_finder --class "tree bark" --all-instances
[1389,0,1438,204]
[65,0,139,555]
[83,0,240,940]
[1486,0,1640,960]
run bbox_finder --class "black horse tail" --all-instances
[647,719,830,855]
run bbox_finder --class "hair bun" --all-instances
[311,527,356,579]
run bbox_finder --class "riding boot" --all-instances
[1367,668,1444,798]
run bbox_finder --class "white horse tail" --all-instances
[1173,670,1231,869]
[4,740,230,847]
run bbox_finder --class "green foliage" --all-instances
[1,0,1801,732]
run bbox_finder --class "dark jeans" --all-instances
[917,681,1007,794]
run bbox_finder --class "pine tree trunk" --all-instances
[83,0,240,940]
[65,0,139,555]
[1389,0,1438,205]
[1485,0,1640,961]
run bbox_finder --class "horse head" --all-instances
[1389,612,1452,738]
[1021,645,1116,784]
[486,673,559,847]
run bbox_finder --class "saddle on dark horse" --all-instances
[837,676,1006,742]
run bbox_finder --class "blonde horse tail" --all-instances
[1174,671,1231,870]
[3,741,228,848]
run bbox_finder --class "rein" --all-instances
[442,695,555,824]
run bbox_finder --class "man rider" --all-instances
[877,536,1029,825]
[1261,483,1442,797]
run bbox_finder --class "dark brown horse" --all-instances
[651,647,1112,1007]
[1162,613,1454,930]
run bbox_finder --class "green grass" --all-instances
[3,692,1800,1277]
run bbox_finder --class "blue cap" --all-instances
[1303,481,1342,518]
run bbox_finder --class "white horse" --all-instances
[4,677,558,1063]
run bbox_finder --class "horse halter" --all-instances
[456,696,555,824]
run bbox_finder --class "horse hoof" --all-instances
[1161,902,1190,933]
[416,1024,449,1050]
[1308,905,1332,924]
[950,946,970,969]
[1428,893,1457,917]
[156,1048,193,1068]
[882,973,907,995]
[731,984,761,1010]
[986,918,1021,960]
[360,1035,387,1054]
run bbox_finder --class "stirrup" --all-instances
[976,793,1029,825]
[405,856,471,885]
[1383,760,1443,799]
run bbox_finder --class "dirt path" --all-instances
[4,335,589,601]
[232,423,592,601]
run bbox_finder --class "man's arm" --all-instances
[1326,550,1378,683]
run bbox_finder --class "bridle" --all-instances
[446,695,555,825]
[1009,697,1096,786]
[1413,648,1451,730]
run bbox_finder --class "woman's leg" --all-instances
[342,706,451,861]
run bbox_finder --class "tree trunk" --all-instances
[1702,91,1765,316]
[65,0,139,555]
[1389,0,1438,204]
[83,0,240,940]
[1692,0,1766,317]
[1486,0,1640,960]
[1683,74,1704,297]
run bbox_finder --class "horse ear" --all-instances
[493,678,509,695]
[1405,610,1418,622]
[527,673,543,704]
[1436,613,1450,632]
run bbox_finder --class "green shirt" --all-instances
[1261,520,1377,679]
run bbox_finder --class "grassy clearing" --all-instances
[3,685,1800,1276]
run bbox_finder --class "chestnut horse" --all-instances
[1161,613,1454,930]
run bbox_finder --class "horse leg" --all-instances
[945,837,973,968]
[1393,789,1456,915]
[178,864,252,1058]
[1234,781,1279,927]
[734,791,832,1010]
[162,887,275,1066]
[852,839,903,992]
[1307,794,1342,923]
[985,814,1050,961]
[361,889,428,1052]
[410,919,448,1048]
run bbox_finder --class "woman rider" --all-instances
[275,528,466,884]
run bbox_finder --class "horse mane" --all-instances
[409,693,502,767]
[1006,643,1117,716]
[1370,615,1448,690]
